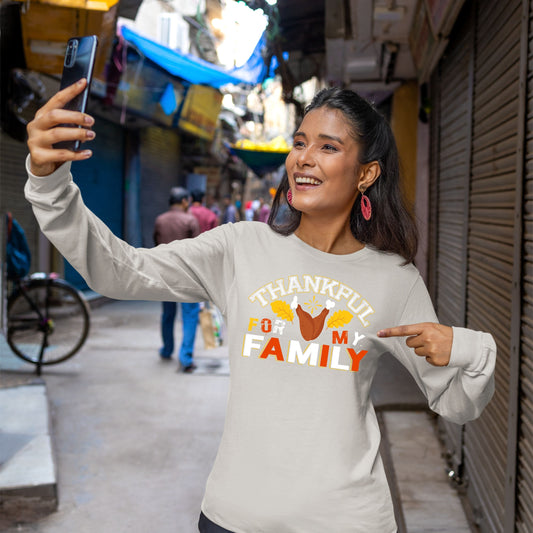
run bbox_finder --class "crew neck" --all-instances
[287,232,372,263]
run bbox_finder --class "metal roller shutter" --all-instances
[64,118,125,289]
[516,0,533,529]
[139,126,182,247]
[464,0,522,531]
[431,8,473,477]
[0,131,40,269]
[427,88,439,300]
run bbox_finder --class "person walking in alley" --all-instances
[189,189,219,233]
[205,192,221,224]
[25,80,496,533]
[221,194,239,224]
[253,196,271,223]
[153,187,200,372]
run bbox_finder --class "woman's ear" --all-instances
[358,160,381,191]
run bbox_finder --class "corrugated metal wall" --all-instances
[139,127,182,248]
[517,0,533,528]
[465,1,521,530]
[430,0,528,531]
[431,7,473,476]
[64,118,126,289]
[0,132,40,271]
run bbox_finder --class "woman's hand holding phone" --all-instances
[27,79,95,177]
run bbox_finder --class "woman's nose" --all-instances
[296,146,315,167]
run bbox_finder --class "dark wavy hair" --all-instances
[268,87,418,264]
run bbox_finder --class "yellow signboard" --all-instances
[17,0,119,9]
[178,85,223,142]
[17,0,119,77]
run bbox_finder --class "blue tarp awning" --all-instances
[120,25,268,88]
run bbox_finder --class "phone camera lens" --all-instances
[64,40,78,67]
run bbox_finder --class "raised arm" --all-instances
[25,81,234,311]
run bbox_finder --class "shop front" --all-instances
[428,1,531,530]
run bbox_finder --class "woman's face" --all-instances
[285,107,362,219]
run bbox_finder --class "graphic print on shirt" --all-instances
[243,274,375,372]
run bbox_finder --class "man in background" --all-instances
[153,187,200,372]
[189,189,219,233]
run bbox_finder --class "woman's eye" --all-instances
[293,140,305,148]
[323,144,338,152]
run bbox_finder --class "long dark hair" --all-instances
[268,87,418,264]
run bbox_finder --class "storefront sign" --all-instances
[194,166,222,188]
[17,0,118,78]
[178,85,223,141]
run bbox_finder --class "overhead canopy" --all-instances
[120,25,268,89]
[230,146,288,177]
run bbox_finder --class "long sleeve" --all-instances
[24,158,235,313]
[384,275,496,425]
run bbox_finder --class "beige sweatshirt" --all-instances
[25,159,496,532]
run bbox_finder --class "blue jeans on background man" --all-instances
[160,301,200,368]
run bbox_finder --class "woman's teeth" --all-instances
[295,176,321,185]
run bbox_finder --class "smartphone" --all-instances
[53,35,98,151]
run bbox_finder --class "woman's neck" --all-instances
[295,214,364,255]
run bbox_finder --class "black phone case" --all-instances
[53,35,98,151]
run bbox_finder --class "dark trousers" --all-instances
[198,512,234,533]
[199,511,398,532]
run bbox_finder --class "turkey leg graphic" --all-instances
[291,297,335,341]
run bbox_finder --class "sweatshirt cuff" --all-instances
[448,326,496,374]
[25,154,72,197]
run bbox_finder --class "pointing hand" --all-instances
[377,323,453,367]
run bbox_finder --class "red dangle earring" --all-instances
[287,188,293,206]
[360,191,372,221]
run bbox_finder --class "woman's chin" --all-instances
[296,203,329,217]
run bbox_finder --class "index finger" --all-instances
[377,324,424,338]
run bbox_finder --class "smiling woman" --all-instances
[24,81,496,533]
[269,87,418,262]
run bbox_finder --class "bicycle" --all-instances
[7,272,91,375]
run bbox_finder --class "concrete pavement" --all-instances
[0,299,473,532]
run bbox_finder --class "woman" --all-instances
[25,81,496,533]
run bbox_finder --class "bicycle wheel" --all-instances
[7,278,90,365]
